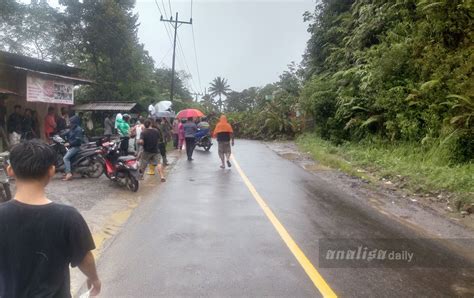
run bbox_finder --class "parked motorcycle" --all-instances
[97,140,140,192]
[50,135,104,178]
[0,152,11,203]
[195,133,213,152]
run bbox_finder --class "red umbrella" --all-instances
[176,108,205,119]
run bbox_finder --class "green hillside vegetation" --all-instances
[300,0,473,163]
[220,0,473,204]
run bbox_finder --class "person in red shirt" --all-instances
[44,107,57,140]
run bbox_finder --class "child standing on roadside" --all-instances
[0,140,101,297]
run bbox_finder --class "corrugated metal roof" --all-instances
[0,88,18,95]
[74,102,137,111]
[20,69,93,84]
[0,50,82,76]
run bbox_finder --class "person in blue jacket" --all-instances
[63,115,83,181]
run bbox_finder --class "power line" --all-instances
[176,31,198,93]
[191,25,202,92]
[188,0,201,92]
[161,20,196,93]
[168,0,173,17]
[155,1,198,97]
[161,0,169,18]
[172,43,197,95]
[158,44,173,66]
[154,0,172,42]
[160,12,193,101]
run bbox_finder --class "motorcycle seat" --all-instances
[82,142,97,148]
[118,156,136,162]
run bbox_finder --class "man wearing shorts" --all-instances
[138,119,166,182]
[213,115,235,169]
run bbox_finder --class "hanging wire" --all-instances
[157,44,173,66]
[191,25,202,93]
[190,0,193,19]
[154,0,175,64]
[168,0,173,17]
[176,31,199,94]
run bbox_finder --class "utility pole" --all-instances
[191,92,203,102]
[161,12,192,102]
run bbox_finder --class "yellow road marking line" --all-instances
[232,156,337,298]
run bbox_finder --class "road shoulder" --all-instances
[266,141,474,243]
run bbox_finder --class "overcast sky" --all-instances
[135,0,315,93]
[32,0,315,93]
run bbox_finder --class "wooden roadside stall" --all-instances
[0,50,92,150]
[74,102,141,136]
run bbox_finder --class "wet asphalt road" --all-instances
[98,140,474,297]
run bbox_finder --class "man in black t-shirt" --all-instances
[0,140,101,297]
[138,119,166,182]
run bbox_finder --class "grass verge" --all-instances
[296,134,474,206]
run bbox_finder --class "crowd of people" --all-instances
[102,113,234,179]
[101,112,236,179]
[104,113,172,165]
[0,102,236,180]
[0,112,236,297]
[0,100,72,150]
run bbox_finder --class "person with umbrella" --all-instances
[183,117,198,161]
[176,109,204,159]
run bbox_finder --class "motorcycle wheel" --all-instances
[203,139,212,152]
[126,173,139,192]
[105,170,113,180]
[87,158,105,178]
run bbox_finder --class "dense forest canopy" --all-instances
[299,0,473,162]
[223,0,473,163]
[0,0,192,105]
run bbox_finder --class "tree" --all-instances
[300,0,474,161]
[277,62,302,96]
[53,0,159,104]
[152,68,192,103]
[0,0,64,60]
[208,76,231,112]
[225,87,259,112]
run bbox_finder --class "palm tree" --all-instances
[208,77,231,111]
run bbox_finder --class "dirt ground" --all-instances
[266,141,474,234]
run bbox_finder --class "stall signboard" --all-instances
[26,73,74,105]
